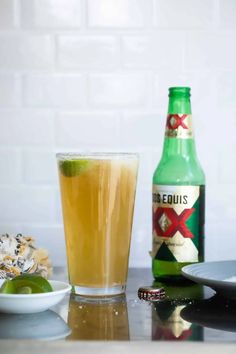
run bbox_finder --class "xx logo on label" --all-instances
[167,114,188,130]
[153,207,194,238]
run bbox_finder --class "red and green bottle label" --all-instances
[152,185,204,263]
[165,114,193,139]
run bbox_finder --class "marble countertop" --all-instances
[0,268,236,353]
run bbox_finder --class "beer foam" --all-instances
[57,152,138,160]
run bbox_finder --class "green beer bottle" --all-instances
[152,87,205,281]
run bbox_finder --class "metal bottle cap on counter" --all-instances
[138,286,166,301]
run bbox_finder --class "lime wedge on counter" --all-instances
[0,274,53,294]
[59,159,91,177]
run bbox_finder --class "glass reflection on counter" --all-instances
[0,310,70,340]
[152,281,203,341]
[67,294,130,340]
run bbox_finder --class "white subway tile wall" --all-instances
[185,31,236,70]
[0,74,21,106]
[0,0,235,266]
[0,0,16,29]
[21,0,82,29]
[57,36,120,69]
[0,110,54,146]
[154,0,215,29]
[55,112,120,148]
[122,33,185,69]
[88,73,150,107]
[0,34,54,70]
[219,0,236,28]
[23,74,87,108]
[0,149,21,184]
[87,0,153,28]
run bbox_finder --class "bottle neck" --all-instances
[162,95,196,159]
[168,95,191,115]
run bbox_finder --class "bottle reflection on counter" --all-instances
[152,282,203,341]
[67,294,129,340]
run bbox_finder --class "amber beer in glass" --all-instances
[57,153,138,296]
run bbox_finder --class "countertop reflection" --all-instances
[0,310,70,340]
[68,294,129,340]
[1,268,236,342]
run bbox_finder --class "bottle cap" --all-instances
[138,286,166,301]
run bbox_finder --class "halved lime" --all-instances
[11,274,53,294]
[0,280,16,294]
[0,275,53,294]
[59,159,91,177]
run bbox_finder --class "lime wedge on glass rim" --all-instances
[0,274,53,294]
[59,159,91,177]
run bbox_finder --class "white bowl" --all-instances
[0,280,71,314]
